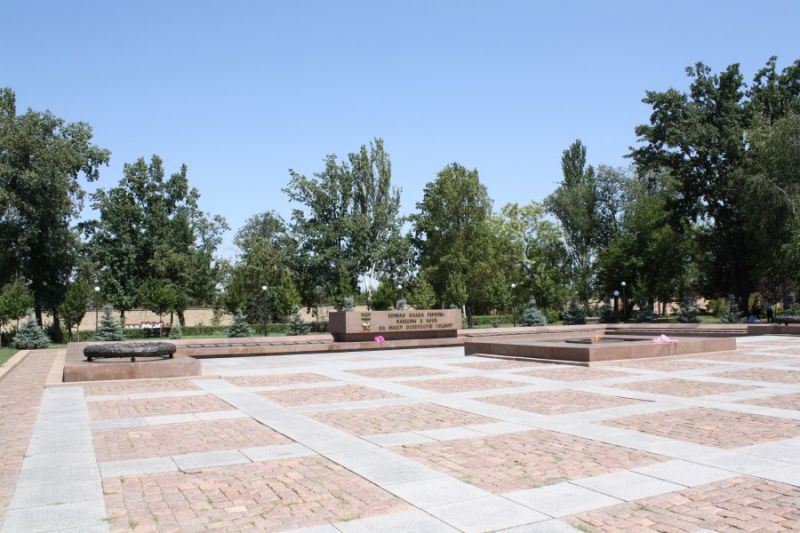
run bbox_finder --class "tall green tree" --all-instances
[412,163,497,325]
[224,212,300,323]
[631,57,800,309]
[84,156,227,322]
[545,140,598,309]
[60,279,91,341]
[284,138,408,306]
[491,201,570,313]
[0,88,110,340]
[0,278,33,345]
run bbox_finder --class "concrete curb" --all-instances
[0,349,30,384]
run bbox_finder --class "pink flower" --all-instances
[374,336,386,343]
[653,334,677,344]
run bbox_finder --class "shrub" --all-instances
[635,300,657,323]
[12,315,50,349]
[336,296,355,312]
[227,310,254,338]
[677,297,700,323]
[599,300,619,323]
[522,299,547,326]
[286,309,311,336]
[95,305,124,341]
[563,300,585,325]
[720,295,741,323]
[169,322,183,339]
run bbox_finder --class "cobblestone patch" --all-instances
[345,366,449,378]
[0,350,57,524]
[454,359,545,370]
[88,394,235,420]
[742,392,800,411]
[93,417,291,462]
[608,378,752,397]
[480,389,645,415]
[712,367,800,384]
[404,376,524,393]
[83,379,198,397]
[260,384,397,406]
[602,407,800,448]
[224,372,334,387]
[520,367,628,382]
[394,430,664,493]
[310,403,497,435]
[569,476,800,532]
[103,456,408,532]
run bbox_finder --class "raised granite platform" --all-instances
[64,342,201,382]
[463,334,736,364]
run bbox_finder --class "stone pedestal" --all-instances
[329,309,461,342]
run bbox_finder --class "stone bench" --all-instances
[84,342,176,362]
[776,315,800,326]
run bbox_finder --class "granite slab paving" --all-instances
[5,334,800,531]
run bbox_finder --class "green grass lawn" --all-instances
[0,346,18,366]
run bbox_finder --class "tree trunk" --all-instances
[35,304,43,326]
[50,309,63,343]
[177,310,186,327]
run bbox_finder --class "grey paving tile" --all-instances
[143,413,198,425]
[738,441,800,463]
[362,431,435,447]
[22,450,98,469]
[240,443,315,462]
[416,426,485,441]
[465,421,531,435]
[696,451,793,474]
[284,525,341,533]
[324,448,405,470]
[194,410,247,421]
[753,463,800,486]
[498,518,585,532]
[17,464,101,487]
[9,479,102,509]
[505,481,623,517]
[1,499,108,532]
[355,459,446,486]
[90,418,146,430]
[573,470,683,501]
[172,449,249,470]
[334,509,457,533]
[632,460,736,487]
[384,476,488,507]
[100,457,178,478]
[427,495,549,533]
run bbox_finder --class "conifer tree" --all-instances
[521,298,547,326]
[95,304,124,341]
[720,295,741,323]
[12,314,50,349]
[286,309,311,336]
[227,310,253,338]
[677,297,700,323]
[169,321,183,339]
[563,300,586,325]
[635,300,658,323]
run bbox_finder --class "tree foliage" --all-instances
[284,138,408,307]
[60,279,90,341]
[0,88,110,341]
[12,314,50,349]
[95,304,124,341]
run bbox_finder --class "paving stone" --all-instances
[465,421,531,435]
[632,459,736,486]
[384,476,488,507]
[171,449,250,470]
[427,495,549,533]
[355,459,446,485]
[505,481,623,517]
[9,479,102,509]
[362,431,436,447]
[696,450,793,474]
[754,463,800,486]
[334,509,457,533]
[240,442,315,462]
[572,470,683,501]
[416,426,485,441]
[99,456,178,478]
[1,499,108,532]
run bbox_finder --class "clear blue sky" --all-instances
[2,1,799,257]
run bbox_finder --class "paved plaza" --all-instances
[2,336,800,531]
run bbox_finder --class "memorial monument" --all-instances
[329,309,461,342]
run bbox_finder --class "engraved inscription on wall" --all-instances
[359,311,456,333]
